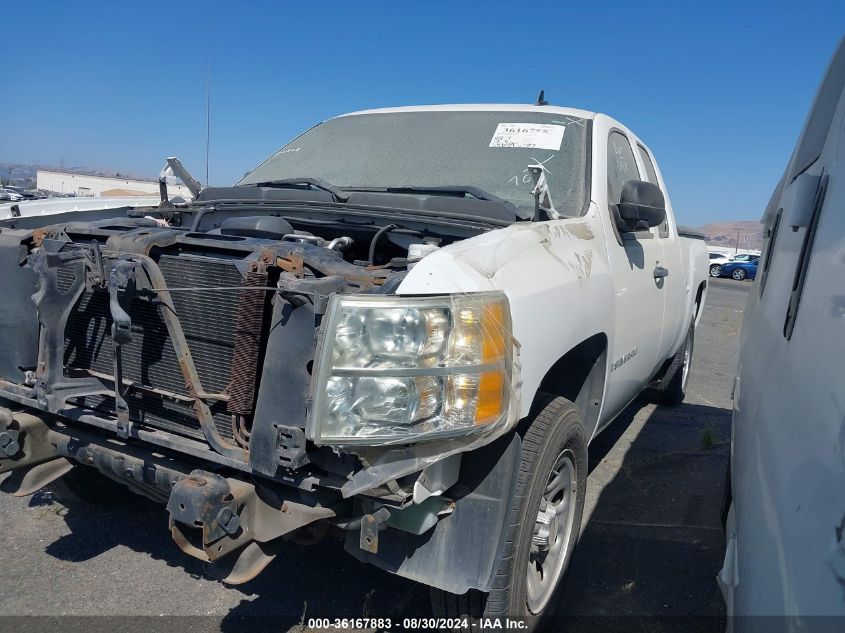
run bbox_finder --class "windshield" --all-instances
[239,110,590,217]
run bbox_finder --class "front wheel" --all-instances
[431,395,587,631]
[709,264,722,277]
[731,268,747,281]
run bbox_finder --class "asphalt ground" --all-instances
[0,278,749,632]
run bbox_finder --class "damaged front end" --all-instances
[0,215,522,592]
[0,407,336,583]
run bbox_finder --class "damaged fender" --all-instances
[346,432,522,594]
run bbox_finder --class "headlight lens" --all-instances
[309,292,512,444]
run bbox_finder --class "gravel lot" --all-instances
[0,278,748,631]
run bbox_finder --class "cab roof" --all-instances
[337,103,597,120]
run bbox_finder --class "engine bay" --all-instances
[0,191,501,482]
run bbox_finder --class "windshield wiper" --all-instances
[248,177,349,202]
[387,185,509,204]
[349,185,520,216]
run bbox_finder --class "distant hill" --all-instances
[696,220,763,252]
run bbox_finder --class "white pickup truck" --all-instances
[0,104,707,627]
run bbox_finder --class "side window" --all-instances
[607,131,640,206]
[636,145,658,183]
[637,144,669,237]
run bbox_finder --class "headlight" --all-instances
[309,292,512,444]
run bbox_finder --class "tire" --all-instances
[48,466,134,505]
[431,395,587,631]
[731,268,747,281]
[709,264,722,277]
[652,321,694,406]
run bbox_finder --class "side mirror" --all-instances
[615,180,666,231]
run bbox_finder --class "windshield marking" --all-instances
[489,123,566,150]
[507,153,557,187]
[552,117,586,127]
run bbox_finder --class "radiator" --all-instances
[61,253,269,445]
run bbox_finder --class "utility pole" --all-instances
[205,24,211,188]
[735,229,740,255]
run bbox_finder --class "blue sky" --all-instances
[1,1,843,226]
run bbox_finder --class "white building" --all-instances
[36,170,192,199]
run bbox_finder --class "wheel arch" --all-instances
[531,333,608,440]
[348,337,608,596]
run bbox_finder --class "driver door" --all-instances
[600,128,667,418]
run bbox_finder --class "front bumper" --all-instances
[0,402,522,595]
[0,405,337,584]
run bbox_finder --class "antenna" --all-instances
[535,90,548,106]
[205,24,211,188]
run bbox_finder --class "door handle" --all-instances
[653,265,669,279]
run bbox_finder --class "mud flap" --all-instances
[345,432,521,594]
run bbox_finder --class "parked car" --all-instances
[0,104,708,628]
[719,37,845,629]
[708,251,728,276]
[709,252,758,277]
[0,188,23,202]
[3,186,36,199]
[718,256,759,281]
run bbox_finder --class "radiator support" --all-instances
[28,245,274,463]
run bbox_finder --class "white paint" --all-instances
[0,196,161,221]
[398,110,709,439]
[723,37,845,622]
[488,123,565,150]
[338,103,596,119]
